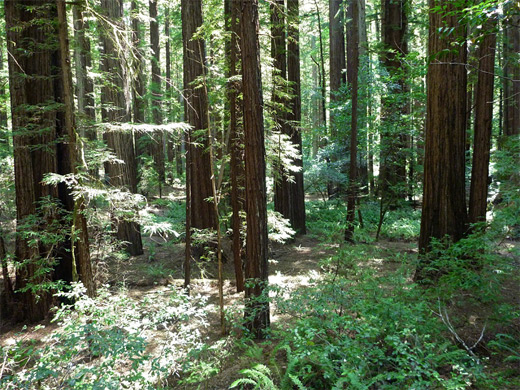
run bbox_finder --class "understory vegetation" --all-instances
[1,198,518,389]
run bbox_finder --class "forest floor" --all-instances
[1,195,519,389]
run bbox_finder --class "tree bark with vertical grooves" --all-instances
[417,0,468,279]
[226,0,245,293]
[181,0,216,231]
[287,0,306,234]
[469,14,497,225]
[380,0,408,204]
[100,0,143,256]
[345,0,360,242]
[240,0,270,339]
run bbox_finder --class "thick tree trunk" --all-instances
[149,0,165,189]
[6,0,95,321]
[417,0,468,272]
[469,19,497,225]
[241,0,270,339]
[181,0,216,231]
[345,0,360,242]
[287,0,306,234]
[100,0,143,256]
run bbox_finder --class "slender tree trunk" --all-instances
[100,0,143,256]
[131,0,146,125]
[240,0,270,339]
[503,6,520,138]
[345,0,360,242]
[469,17,497,225]
[329,0,346,130]
[271,0,292,224]
[72,4,96,141]
[417,0,468,275]
[287,0,306,234]
[227,0,245,292]
[149,0,165,191]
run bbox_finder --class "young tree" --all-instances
[469,13,497,225]
[241,0,270,339]
[503,5,519,138]
[417,0,468,276]
[100,0,143,256]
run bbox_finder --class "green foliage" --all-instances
[0,283,208,390]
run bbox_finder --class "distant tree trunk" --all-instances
[287,0,306,234]
[182,0,216,231]
[503,7,520,138]
[226,0,245,292]
[468,17,497,225]
[271,0,292,224]
[379,0,408,204]
[417,0,468,275]
[240,0,270,339]
[0,31,7,149]
[100,0,143,256]
[329,0,346,123]
[131,0,146,125]
[314,0,327,129]
[72,4,96,141]
[165,6,175,168]
[345,0,360,242]
[311,36,321,158]
[149,0,165,191]
[357,0,369,193]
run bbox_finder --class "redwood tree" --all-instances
[241,0,270,339]
[6,0,94,322]
[417,0,468,275]
[469,15,497,225]
[100,0,143,256]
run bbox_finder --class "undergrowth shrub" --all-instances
[0,283,208,389]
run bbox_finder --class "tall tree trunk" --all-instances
[240,0,270,339]
[329,0,346,128]
[503,6,520,138]
[287,0,306,234]
[226,0,245,293]
[345,0,360,242]
[181,0,216,231]
[131,0,146,125]
[271,0,292,224]
[6,0,94,322]
[72,4,96,141]
[100,0,143,256]
[0,27,7,150]
[149,0,165,191]
[379,0,408,204]
[417,0,468,275]
[468,17,497,225]
[56,0,94,297]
